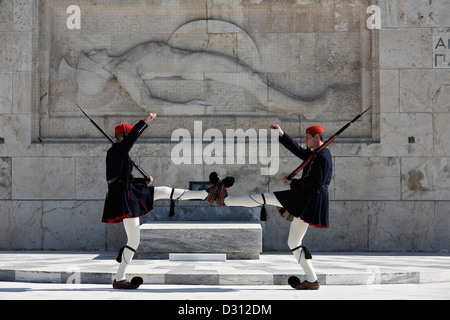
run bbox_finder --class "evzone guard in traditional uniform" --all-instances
[214,124,332,290]
[102,113,234,289]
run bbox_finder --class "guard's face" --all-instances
[304,133,320,149]
[116,134,124,143]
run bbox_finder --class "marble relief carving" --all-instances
[63,40,331,119]
[36,1,376,142]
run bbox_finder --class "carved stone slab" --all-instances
[34,0,377,143]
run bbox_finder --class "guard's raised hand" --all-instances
[270,124,284,137]
[144,113,157,123]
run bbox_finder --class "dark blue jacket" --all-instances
[102,120,153,224]
[274,133,332,228]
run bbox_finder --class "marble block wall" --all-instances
[0,0,449,253]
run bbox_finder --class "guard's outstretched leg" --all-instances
[206,172,235,206]
[153,186,210,217]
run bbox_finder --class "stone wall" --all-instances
[0,0,448,253]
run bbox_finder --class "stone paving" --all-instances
[1,251,449,286]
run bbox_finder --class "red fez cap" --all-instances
[306,125,324,134]
[115,124,133,134]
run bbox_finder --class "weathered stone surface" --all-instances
[335,157,401,201]
[12,157,75,199]
[379,70,399,113]
[0,0,13,31]
[401,157,450,201]
[379,113,433,157]
[42,201,105,250]
[434,202,450,251]
[0,115,44,157]
[75,157,107,200]
[13,72,32,114]
[380,28,431,69]
[307,201,370,252]
[0,32,32,71]
[368,201,435,252]
[434,113,450,157]
[400,69,450,113]
[13,0,33,31]
[0,157,11,199]
[0,73,12,114]
[0,200,42,250]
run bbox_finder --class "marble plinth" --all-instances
[139,221,262,260]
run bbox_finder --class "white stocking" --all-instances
[154,186,208,201]
[224,192,281,207]
[115,217,140,281]
[287,218,317,282]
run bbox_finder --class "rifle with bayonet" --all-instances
[285,105,373,181]
[76,104,151,181]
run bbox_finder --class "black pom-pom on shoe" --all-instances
[131,276,143,287]
[209,171,220,184]
[288,276,301,288]
[222,176,235,188]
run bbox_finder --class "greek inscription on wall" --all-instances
[433,29,450,68]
